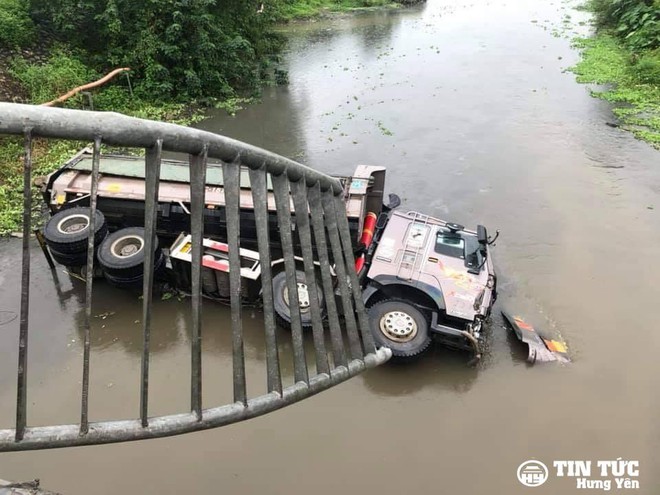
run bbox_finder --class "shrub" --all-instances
[91,85,132,111]
[632,49,660,83]
[9,49,97,104]
[28,0,279,101]
[590,0,660,51]
[0,0,36,48]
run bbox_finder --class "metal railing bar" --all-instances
[140,140,162,427]
[15,130,32,441]
[0,103,343,194]
[0,347,390,452]
[334,196,376,354]
[189,146,208,419]
[272,173,309,384]
[321,191,362,361]
[80,136,101,435]
[223,160,247,405]
[248,167,282,395]
[291,180,330,376]
[307,183,347,369]
[0,103,394,451]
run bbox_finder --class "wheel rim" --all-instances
[379,310,418,343]
[56,214,89,235]
[283,282,311,312]
[109,235,144,258]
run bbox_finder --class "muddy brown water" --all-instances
[2,1,660,493]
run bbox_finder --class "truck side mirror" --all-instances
[384,193,401,211]
[477,225,488,245]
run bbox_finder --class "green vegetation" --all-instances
[572,0,660,147]
[0,87,205,235]
[0,49,207,235]
[0,138,84,235]
[0,0,35,48]
[0,0,276,234]
[7,46,208,123]
[272,0,397,21]
[9,48,96,104]
[27,0,283,101]
[1,42,208,235]
[589,0,659,52]
[4,0,407,102]
[0,0,412,234]
[0,81,204,235]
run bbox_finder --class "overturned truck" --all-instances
[39,148,566,363]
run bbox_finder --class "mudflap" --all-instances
[501,311,569,364]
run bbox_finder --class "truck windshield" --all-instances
[434,232,465,258]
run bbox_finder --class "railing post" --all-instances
[15,130,32,442]
[189,146,208,419]
[140,139,163,427]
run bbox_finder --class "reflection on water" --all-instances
[361,348,479,397]
[2,0,660,492]
[0,241,356,423]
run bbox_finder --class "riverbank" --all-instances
[274,0,402,21]
[0,0,426,235]
[570,1,659,149]
[0,34,210,235]
[0,33,53,103]
[0,23,207,234]
[0,102,205,235]
[571,35,660,148]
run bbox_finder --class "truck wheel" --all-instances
[103,252,165,289]
[98,227,160,279]
[48,247,90,267]
[43,207,107,254]
[272,269,324,330]
[368,299,431,358]
[104,271,146,289]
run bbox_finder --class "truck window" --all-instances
[435,232,465,258]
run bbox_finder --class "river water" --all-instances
[1,1,659,493]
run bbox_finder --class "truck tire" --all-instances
[103,251,166,288]
[104,271,146,289]
[368,299,431,358]
[98,227,161,279]
[48,247,90,267]
[272,269,324,330]
[43,207,107,254]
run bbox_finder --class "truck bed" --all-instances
[43,149,387,254]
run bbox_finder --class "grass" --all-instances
[9,49,96,105]
[276,0,397,21]
[0,92,206,235]
[0,138,86,235]
[0,52,208,235]
[0,93,208,235]
[571,36,660,148]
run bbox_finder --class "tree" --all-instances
[28,0,279,99]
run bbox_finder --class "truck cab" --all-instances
[361,210,497,360]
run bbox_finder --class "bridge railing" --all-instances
[0,102,390,452]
